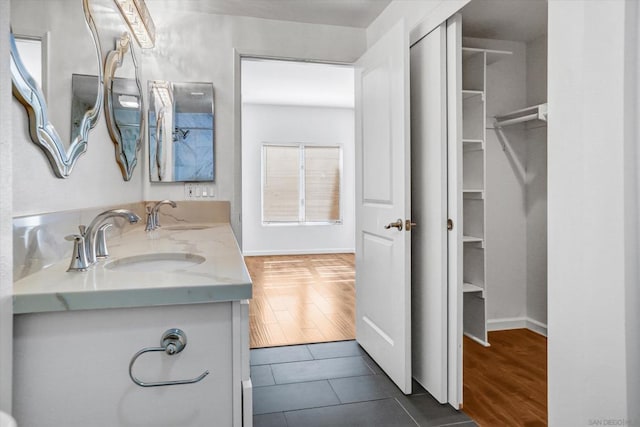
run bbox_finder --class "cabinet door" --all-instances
[14,303,234,427]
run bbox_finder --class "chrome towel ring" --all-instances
[129,328,210,387]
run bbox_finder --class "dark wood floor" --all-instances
[244,254,355,348]
[463,329,548,427]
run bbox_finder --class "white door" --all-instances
[409,23,449,403]
[354,20,412,394]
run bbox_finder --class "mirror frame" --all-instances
[104,32,143,181]
[10,0,104,178]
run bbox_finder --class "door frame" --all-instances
[233,48,352,251]
[445,13,464,409]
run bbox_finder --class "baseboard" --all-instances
[487,317,547,337]
[241,248,355,256]
[526,317,548,337]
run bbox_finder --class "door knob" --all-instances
[384,219,403,231]
[405,220,417,231]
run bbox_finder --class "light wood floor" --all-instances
[463,329,548,427]
[245,253,355,348]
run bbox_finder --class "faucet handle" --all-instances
[65,234,89,272]
[145,206,156,232]
[78,224,87,236]
[96,223,113,259]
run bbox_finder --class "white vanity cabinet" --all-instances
[12,222,253,427]
[13,301,251,427]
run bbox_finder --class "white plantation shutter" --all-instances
[263,145,300,222]
[304,146,341,222]
[262,144,342,223]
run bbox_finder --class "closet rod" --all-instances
[493,103,548,128]
[494,113,540,127]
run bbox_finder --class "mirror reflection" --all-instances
[104,33,143,181]
[70,74,99,142]
[10,0,104,178]
[149,81,215,182]
[13,36,45,97]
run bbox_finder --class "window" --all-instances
[263,144,342,224]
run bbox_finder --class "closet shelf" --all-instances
[463,235,483,244]
[462,47,512,65]
[463,282,484,295]
[462,90,484,100]
[463,189,484,199]
[463,139,484,145]
[463,139,485,152]
[494,103,548,128]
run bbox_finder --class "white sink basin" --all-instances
[163,224,211,231]
[105,252,206,272]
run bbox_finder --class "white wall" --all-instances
[142,8,366,240]
[525,35,547,328]
[548,0,637,424]
[11,0,144,216]
[11,1,366,234]
[241,104,355,255]
[0,0,13,413]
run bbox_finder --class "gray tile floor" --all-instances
[251,340,477,427]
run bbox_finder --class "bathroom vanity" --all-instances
[12,213,252,427]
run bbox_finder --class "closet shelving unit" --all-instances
[461,46,511,347]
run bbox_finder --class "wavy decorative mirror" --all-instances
[104,32,143,181]
[149,81,215,182]
[10,0,103,178]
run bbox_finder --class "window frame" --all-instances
[261,142,344,226]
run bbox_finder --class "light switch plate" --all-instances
[184,183,216,199]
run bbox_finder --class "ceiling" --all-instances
[147,0,392,28]
[144,0,546,40]
[462,0,547,42]
[242,58,354,108]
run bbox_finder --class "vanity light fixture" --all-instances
[114,0,156,49]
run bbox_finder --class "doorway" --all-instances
[447,0,549,424]
[240,58,357,349]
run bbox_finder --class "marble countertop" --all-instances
[13,223,252,314]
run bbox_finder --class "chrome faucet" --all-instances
[83,209,140,265]
[65,226,89,272]
[146,200,177,231]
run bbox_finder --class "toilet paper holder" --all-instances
[128,328,210,387]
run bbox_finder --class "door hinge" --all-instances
[447,219,454,231]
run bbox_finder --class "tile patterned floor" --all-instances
[251,340,477,427]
